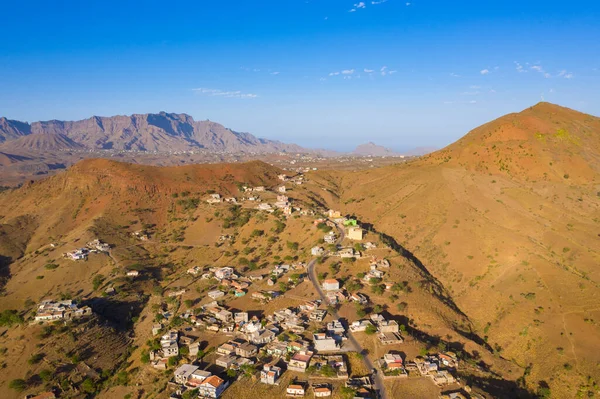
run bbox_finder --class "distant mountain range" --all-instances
[0,113,306,153]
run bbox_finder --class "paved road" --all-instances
[307,221,388,399]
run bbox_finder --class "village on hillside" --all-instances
[10,172,487,399]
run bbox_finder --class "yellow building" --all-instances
[347,226,363,241]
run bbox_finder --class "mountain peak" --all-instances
[353,142,397,156]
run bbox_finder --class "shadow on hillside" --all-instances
[84,297,146,331]
[461,375,536,399]
[0,255,12,293]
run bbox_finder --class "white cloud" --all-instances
[270,71,280,75]
[354,2,366,8]
[406,2,411,5]
[319,77,326,81]
[480,69,489,75]
[329,71,340,76]
[380,66,388,76]
[469,85,481,89]
[531,65,543,72]
[371,0,388,4]
[558,70,574,79]
[461,91,480,96]
[389,70,397,74]
[341,69,355,74]
[348,8,356,12]
[450,73,460,77]
[192,88,258,99]
[364,68,374,73]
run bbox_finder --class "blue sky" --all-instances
[1,0,599,151]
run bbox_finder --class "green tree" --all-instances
[80,378,96,393]
[226,369,238,378]
[0,310,24,327]
[365,324,378,335]
[39,369,53,382]
[115,371,128,385]
[168,356,179,367]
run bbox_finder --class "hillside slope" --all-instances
[0,132,85,152]
[305,102,600,398]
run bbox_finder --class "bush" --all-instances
[9,379,27,392]
[397,302,408,311]
[28,353,44,365]
[286,241,299,251]
[371,284,385,295]
[92,274,105,290]
[44,263,59,270]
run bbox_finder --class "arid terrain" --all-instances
[0,102,598,399]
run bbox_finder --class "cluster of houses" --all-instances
[204,177,310,217]
[64,239,110,261]
[33,299,93,323]
[147,290,382,398]
[278,173,305,186]
[377,351,459,387]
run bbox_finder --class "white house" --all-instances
[174,364,199,385]
[322,279,340,291]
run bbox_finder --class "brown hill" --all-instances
[0,132,85,152]
[0,112,307,153]
[303,102,600,398]
[425,102,600,182]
